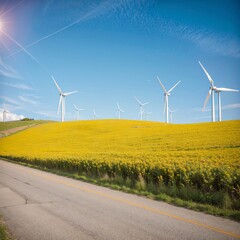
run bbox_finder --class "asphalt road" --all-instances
[0,159,239,240]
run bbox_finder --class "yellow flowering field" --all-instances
[0,119,239,206]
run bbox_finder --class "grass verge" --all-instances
[0,216,13,240]
[0,120,53,131]
[1,157,240,222]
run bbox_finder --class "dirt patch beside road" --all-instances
[0,125,34,138]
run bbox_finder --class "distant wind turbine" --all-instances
[73,104,84,120]
[157,76,181,123]
[2,103,9,122]
[116,103,124,119]
[52,76,78,122]
[135,97,149,120]
[145,112,152,121]
[198,61,239,122]
[169,108,177,123]
[93,109,99,119]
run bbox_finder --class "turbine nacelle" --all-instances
[210,86,217,91]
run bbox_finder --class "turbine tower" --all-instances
[157,76,181,123]
[198,61,239,122]
[116,103,124,119]
[73,104,84,120]
[135,97,149,120]
[52,76,78,122]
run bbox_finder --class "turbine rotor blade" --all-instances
[168,81,181,93]
[202,89,212,111]
[142,102,149,106]
[73,104,78,110]
[134,96,142,105]
[93,109,99,118]
[64,91,78,96]
[58,95,62,115]
[215,87,239,92]
[52,76,62,94]
[157,76,167,93]
[198,61,214,86]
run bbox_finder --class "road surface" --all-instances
[0,159,239,240]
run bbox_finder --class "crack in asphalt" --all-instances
[0,200,57,209]
[0,169,86,207]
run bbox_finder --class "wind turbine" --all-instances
[198,61,239,122]
[169,108,177,123]
[2,103,9,122]
[52,76,78,122]
[93,109,99,119]
[135,97,149,120]
[73,104,84,120]
[145,112,152,121]
[157,76,181,123]
[116,103,124,119]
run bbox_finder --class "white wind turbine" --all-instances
[52,76,78,122]
[198,61,239,122]
[157,76,181,123]
[135,97,149,120]
[93,109,99,119]
[2,103,9,122]
[169,108,177,123]
[73,104,84,120]
[116,103,124,119]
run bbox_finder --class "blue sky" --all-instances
[0,0,239,123]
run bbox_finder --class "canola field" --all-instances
[0,120,239,206]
